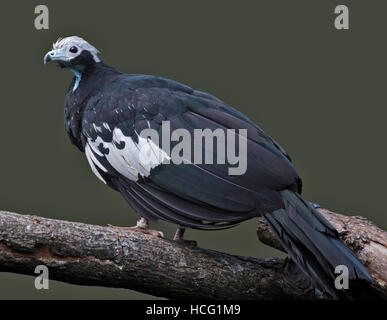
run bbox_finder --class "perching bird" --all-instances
[44,36,373,298]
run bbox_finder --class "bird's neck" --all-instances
[68,67,83,92]
[64,61,121,151]
[67,61,119,92]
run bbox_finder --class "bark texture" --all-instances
[0,208,386,299]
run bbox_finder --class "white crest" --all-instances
[53,36,101,62]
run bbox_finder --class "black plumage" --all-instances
[45,36,374,298]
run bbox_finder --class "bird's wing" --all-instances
[81,80,301,228]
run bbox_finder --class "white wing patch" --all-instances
[86,127,170,183]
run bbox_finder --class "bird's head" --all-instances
[43,36,101,70]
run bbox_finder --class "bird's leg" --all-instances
[173,227,197,246]
[108,217,163,238]
[135,217,149,228]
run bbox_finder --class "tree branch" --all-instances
[0,208,386,299]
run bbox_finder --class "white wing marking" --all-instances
[85,144,107,184]
[85,127,170,183]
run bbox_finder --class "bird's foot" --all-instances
[174,238,198,247]
[173,227,197,247]
[125,226,164,238]
[108,218,164,238]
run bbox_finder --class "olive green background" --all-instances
[0,0,386,299]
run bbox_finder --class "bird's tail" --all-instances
[263,190,374,298]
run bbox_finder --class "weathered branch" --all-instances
[0,208,386,299]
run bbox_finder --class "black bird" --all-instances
[44,36,373,298]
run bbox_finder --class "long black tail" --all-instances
[264,190,374,298]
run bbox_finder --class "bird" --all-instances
[44,35,373,298]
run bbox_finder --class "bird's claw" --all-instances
[174,239,198,247]
[173,227,197,246]
[107,224,164,238]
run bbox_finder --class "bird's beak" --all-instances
[43,50,56,64]
[43,49,67,64]
[43,52,52,64]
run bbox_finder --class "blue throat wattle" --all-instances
[68,67,82,92]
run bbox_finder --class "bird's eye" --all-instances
[69,46,78,53]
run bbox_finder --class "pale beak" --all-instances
[43,49,68,64]
[43,50,55,64]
